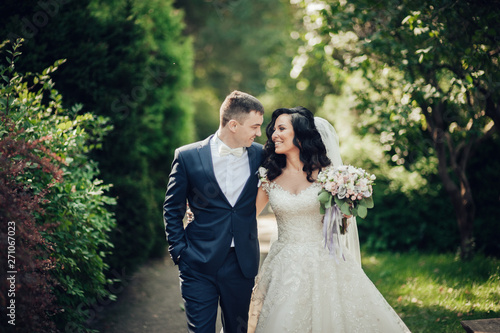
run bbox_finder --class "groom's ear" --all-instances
[227,119,238,133]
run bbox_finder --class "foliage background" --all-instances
[1,0,499,331]
[301,0,500,258]
[0,0,194,275]
[1,0,193,330]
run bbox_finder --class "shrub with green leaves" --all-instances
[1,39,116,332]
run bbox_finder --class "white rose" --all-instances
[338,186,347,199]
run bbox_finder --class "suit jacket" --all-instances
[163,135,264,279]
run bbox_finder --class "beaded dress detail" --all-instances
[248,180,411,333]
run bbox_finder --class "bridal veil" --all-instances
[314,117,362,266]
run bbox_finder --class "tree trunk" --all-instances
[431,126,476,259]
[446,180,476,259]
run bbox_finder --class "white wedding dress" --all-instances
[248,180,411,333]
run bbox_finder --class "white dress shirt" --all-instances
[211,132,250,246]
[211,132,250,206]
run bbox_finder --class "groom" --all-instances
[163,90,265,332]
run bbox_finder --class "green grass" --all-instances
[361,252,500,333]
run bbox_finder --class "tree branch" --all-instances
[433,127,458,194]
[482,89,500,132]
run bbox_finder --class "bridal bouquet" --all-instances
[317,164,375,257]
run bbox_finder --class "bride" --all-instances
[248,106,411,332]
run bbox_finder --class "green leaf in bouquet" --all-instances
[340,201,351,216]
[351,206,358,217]
[318,190,330,205]
[358,205,368,219]
[364,196,374,208]
[325,196,332,209]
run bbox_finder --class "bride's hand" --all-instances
[185,204,194,223]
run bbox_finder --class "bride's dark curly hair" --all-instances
[263,106,331,182]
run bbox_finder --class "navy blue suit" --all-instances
[163,135,264,332]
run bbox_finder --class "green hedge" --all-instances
[1,39,116,332]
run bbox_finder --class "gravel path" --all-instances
[89,215,277,333]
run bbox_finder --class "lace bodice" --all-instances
[263,181,324,244]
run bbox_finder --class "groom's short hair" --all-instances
[220,90,264,127]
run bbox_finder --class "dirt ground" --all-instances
[89,215,277,333]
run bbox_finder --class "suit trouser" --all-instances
[179,248,255,333]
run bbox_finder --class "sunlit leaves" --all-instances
[301,0,499,169]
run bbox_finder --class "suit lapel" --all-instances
[234,144,261,205]
[197,135,231,206]
[246,144,260,174]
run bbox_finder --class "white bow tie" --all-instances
[219,145,245,157]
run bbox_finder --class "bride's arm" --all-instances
[256,186,269,216]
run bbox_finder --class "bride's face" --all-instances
[272,114,299,155]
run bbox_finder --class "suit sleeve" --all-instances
[163,149,188,265]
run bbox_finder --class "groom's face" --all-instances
[233,110,264,147]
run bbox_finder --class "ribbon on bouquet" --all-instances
[323,204,346,262]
